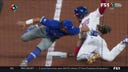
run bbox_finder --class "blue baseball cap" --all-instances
[74,6,88,19]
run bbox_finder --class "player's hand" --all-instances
[16,21,26,29]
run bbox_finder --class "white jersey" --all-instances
[77,9,127,62]
[79,8,102,38]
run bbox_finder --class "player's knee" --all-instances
[21,35,29,42]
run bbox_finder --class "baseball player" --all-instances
[72,0,128,64]
[73,0,108,56]
[17,16,88,66]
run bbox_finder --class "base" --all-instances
[47,51,67,58]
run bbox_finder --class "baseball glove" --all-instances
[97,24,112,34]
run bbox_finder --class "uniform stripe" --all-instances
[30,52,36,59]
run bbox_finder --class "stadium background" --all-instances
[0,0,128,66]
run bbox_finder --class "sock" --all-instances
[74,47,80,56]
[26,47,41,62]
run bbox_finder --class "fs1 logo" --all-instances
[100,3,109,7]
[100,3,111,7]
[100,3,122,8]
[113,67,120,70]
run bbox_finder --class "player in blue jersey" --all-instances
[17,16,87,66]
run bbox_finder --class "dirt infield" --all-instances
[0,0,128,67]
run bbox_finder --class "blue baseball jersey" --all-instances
[40,16,80,39]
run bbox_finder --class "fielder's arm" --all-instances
[73,26,89,55]
[80,26,90,40]
[81,26,90,32]
[99,0,107,15]
[99,0,122,13]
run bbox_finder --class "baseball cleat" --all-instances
[122,36,128,44]
[20,60,28,66]
[86,53,100,64]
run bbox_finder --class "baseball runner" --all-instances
[17,16,88,66]
[72,0,128,64]
[73,0,109,56]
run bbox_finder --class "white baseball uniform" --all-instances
[77,9,127,62]
[78,8,102,39]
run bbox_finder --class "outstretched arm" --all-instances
[17,17,41,29]
[99,0,107,15]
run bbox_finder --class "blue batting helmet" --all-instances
[74,6,88,19]
[62,20,73,30]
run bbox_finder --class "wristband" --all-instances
[25,19,33,25]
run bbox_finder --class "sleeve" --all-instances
[89,0,107,18]
[40,16,49,26]
[69,27,80,35]
[99,0,107,15]
[40,16,59,29]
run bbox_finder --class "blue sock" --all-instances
[26,47,41,62]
